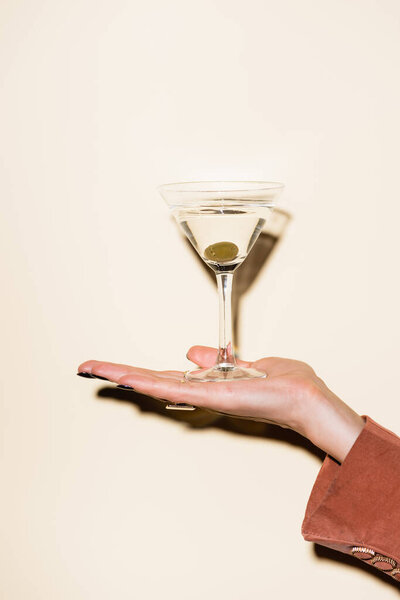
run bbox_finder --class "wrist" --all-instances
[300,384,365,463]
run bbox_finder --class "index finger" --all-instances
[117,371,211,407]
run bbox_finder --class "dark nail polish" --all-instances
[117,384,134,390]
[77,372,95,379]
[92,375,109,381]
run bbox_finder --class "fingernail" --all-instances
[77,372,95,379]
[117,384,134,390]
[92,375,109,381]
[166,403,196,411]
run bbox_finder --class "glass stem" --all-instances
[216,272,236,370]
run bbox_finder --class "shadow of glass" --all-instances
[185,208,291,353]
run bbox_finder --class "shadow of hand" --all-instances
[95,387,399,590]
[97,385,325,462]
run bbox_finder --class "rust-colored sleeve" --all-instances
[302,416,400,582]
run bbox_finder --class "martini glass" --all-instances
[158,181,284,389]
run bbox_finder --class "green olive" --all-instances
[204,241,239,263]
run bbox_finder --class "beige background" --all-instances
[1,0,400,598]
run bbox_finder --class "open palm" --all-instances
[78,345,322,436]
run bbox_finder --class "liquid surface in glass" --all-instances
[175,202,272,272]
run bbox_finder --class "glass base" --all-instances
[184,365,266,383]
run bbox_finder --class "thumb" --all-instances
[187,345,251,368]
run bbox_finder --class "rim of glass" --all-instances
[158,180,284,193]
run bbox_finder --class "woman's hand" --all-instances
[78,345,364,463]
